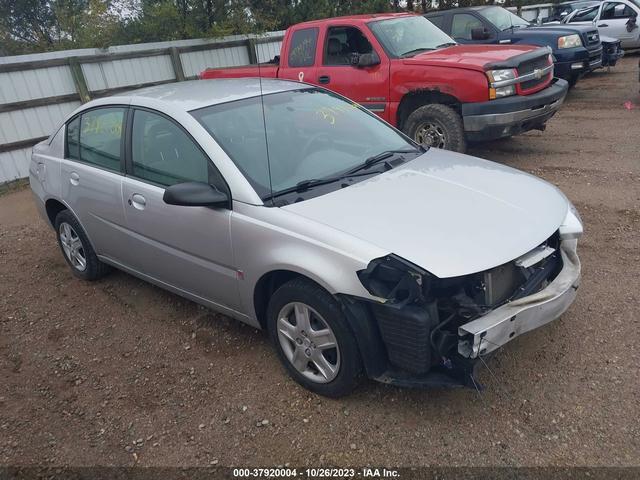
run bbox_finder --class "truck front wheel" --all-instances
[404,104,466,153]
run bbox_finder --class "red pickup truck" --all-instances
[201,13,568,152]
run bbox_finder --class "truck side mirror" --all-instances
[352,52,381,68]
[471,27,491,40]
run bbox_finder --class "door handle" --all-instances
[69,172,80,186]
[129,193,146,210]
[598,23,608,27]
[318,75,330,84]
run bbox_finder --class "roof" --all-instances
[95,78,311,112]
[425,6,492,15]
[293,12,414,28]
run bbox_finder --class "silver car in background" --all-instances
[30,79,582,397]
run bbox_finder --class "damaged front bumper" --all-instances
[458,239,581,359]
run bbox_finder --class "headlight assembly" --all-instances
[357,254,431,305]
[486,69,517,99]
[558,34,582,49]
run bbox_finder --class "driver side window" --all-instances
[130,109,224,189]
[451,14,485,41]
[323,26,374,66]
[601,2,635,19]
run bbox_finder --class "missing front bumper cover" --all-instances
[458,239,581,359]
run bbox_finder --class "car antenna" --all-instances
[256,35,275,206]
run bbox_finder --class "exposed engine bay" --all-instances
[353,232,564,387]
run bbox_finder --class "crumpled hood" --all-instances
[282,149,568,278]
[404,44,540,71]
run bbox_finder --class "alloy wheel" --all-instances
[59,222,87,272]
[276,302,340,384]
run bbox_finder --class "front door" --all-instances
[315,25,390,121]
[597,2,640,48]
[119,108,239,312]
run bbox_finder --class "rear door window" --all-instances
[426,15,445,29]
[74,107,125,171]
[288,27,319,67]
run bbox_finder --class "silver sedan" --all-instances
[30,78,582,397]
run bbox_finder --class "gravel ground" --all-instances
[1,56,639,468]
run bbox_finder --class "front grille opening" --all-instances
[518,55,552,92]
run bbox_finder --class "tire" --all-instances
[54,210,111,281]
[403,103,466,153]
[568,74,579,88]
[267,278,362,397]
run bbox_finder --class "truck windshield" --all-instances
[191,88,420,203]
[368,16,457,58]
[478,7,530,31]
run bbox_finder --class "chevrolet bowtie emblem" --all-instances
[534,68,543,79]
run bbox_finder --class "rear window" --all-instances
[288,27,318,67]
[426,15,445,29]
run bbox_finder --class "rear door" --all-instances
[60,106,128,262]
[596,1,640,47]
[315,24,391,121]
[119,107,240,312]
[278,26,319,84]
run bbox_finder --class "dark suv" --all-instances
[426,5,603,86]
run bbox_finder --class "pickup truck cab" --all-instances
[425,6,604,86]
[562,0,640,49]
[201,13,568,153]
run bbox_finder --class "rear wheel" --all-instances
[55,210,111,281]
[404,103,466,153]
[267,278,361,397]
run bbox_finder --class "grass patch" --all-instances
[0,178,29,197]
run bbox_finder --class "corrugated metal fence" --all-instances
[0,31,284,184]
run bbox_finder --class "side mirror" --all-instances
[163,181,229,208]
[471,27,491,40]
[352,52,381,67]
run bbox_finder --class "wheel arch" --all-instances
[253,268,338,331]
[45,198,68,227]
[44,197,99,254]
[397,89,461,131]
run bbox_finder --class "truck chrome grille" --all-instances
[584,30,600,46]
[517,54,552,91]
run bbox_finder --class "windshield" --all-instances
[478,7,530,30]
[192,88,417,202]
[368,16,456,57]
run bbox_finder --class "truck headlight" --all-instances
[486,69,517,99]
[558,34,582,49]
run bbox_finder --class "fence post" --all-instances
[247,38,258,64]
[169,47,186,81]
[68,57,91,103]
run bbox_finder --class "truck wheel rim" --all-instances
[59,222,87,272]
[415,122,447,149]
[276,302,340,384]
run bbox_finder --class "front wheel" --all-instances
[403,103,466,153]
[267,278,362,397]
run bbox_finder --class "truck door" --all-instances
[315,25,391,122]
[278,27,319,84]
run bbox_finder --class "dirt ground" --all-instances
[1,56,639,469]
